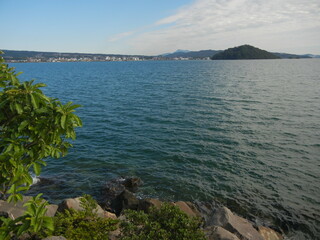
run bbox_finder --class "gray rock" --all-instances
[172,201,202,218]
[108,228,121,240]
[212,207,264,240]
[46,204,58,217]
[99,176,142,209]
[0,196,54,219]
[204,226,240,240]
[18,233,31,240]
[193,200,221,227]
[258,226,283,240]
[0,211,9,218]
[112,190,140,215]
[122,177,142,192]
[42,236,67,240]
[57,197,84,212]
[0,196,32,219]
[139,198,163,212]
[57,197,116,219]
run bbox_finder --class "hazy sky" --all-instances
[1,0,319,55]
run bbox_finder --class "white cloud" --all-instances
[111,0,320,55]
[108,31,136,42]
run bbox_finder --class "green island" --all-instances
[211,45,280,60]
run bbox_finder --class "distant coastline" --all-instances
[2,46,319,63]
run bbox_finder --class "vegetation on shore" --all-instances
[0,51,82,203]
[0,51,83,238]
[120,203,205,240]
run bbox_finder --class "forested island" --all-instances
[211,45,280,60]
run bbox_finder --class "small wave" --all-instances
[31,175,40,186]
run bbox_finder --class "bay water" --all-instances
[11,59,320,239]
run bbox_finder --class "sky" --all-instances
[0,0,319,55]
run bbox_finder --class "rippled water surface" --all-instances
[12,60,320,239]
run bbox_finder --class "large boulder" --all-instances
[139,198,163,212]
[172,201,202,218]
[0,196,32,219]
[193,200,222,227]
[212,207,264,240]
[0,196,58,219]
[42,237,67,240]
[57,197,116,219]
[45,204,58,217]
[122,177,142,192]
[258,226,283,240]
[99,177,142,209]
[108,228,121,240]
[204,226,240,240]
[111,190,140,215]
[0,211,9,218]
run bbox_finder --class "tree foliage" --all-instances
[211,45,280,60]
[52,194,119,240]
[0,193,54,240]
[0,51,82,202]
[120,203,206,240]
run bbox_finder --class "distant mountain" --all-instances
[175,49,191,53]
[273,52,311,59]
[304,54,320,58]
[211,45,280,60]
[161,49,191,57]
[161,49,220,58]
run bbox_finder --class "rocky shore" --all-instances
[0,177,284,240]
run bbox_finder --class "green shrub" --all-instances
[52,194,119,240]
[0,194,54,240]
[120,203,206,240]
[0,51,82,202]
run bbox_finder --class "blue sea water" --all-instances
[11,59,320,239]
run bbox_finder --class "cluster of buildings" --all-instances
[7,56,151,63]
[4,54,210,63]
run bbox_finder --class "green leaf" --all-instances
[25,174,33,185]
[30,93,38,109]
[7,195,14,203]
[33,162,41,175]
[16,221,31,237]
[43,217,54,231]
[10,74,19,85]
[4,144,13,153]
[16,186,29,192]
[15,103,23,114]
[18,120,29,132]
[68,104,82,111]
[61,114,66,129]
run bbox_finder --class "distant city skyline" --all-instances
[0,0,319,55]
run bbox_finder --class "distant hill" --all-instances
[305,54,320,58]
[211,45,280,60]
[162,48,319,59]
[161,49,190,56]
[161,49,220,58]
[273,52,311,59]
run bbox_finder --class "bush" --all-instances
[0,194,54,240]
[52,194,119,240]
[120,203,206,240]
[0,51,82,202]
